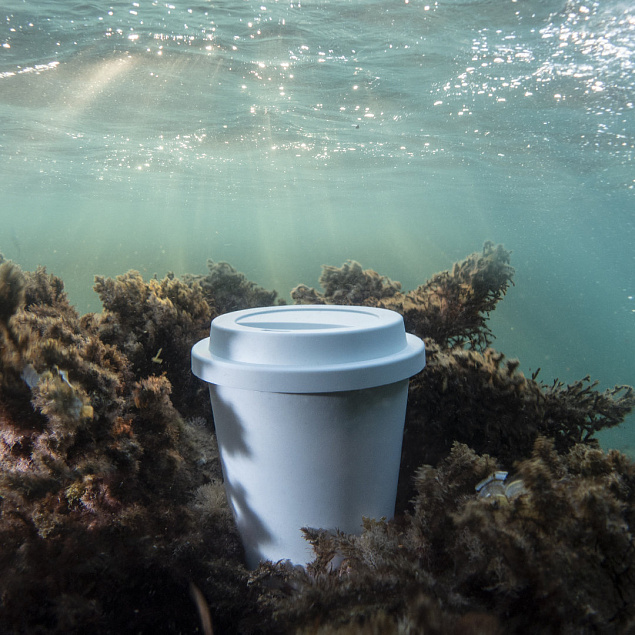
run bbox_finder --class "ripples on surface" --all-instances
[1,1,632,189]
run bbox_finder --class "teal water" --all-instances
[1,0,633,450]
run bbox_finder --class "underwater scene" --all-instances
[1,0,634,632]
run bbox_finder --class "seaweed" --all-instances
[397,344,635,508]
[92,262,282,417]
[183,259,284,314]
[0,247,633,634]
[292,259,402,306]
[0,260,26,327]
[291,242,514,349]
[92,270,212,418]
[396,241,514,349]
[0,260,254,634]
[257,440,635,634]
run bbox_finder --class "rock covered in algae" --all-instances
[0,259,256,634]
[255,439,635,634]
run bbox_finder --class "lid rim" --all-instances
[191,334,426,393]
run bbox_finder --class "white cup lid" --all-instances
[191,305,425,393]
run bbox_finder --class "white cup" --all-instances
[192,305,425,568]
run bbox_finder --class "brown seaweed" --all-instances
[257,440,635,634]
[0,261,252,634]
[0,247,633,634]
[292,242,514,349]
[397,343,635,508]
[92,270,212,418]
[183,259,284,314]
[292,259,402,306]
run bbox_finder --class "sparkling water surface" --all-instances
[1,0,633,451]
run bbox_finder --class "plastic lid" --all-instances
[191,305,425,393]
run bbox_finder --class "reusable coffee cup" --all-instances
[191,305,425,568]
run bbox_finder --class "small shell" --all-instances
[476,471,526,501]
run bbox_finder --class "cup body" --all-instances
[209,380,409,568]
